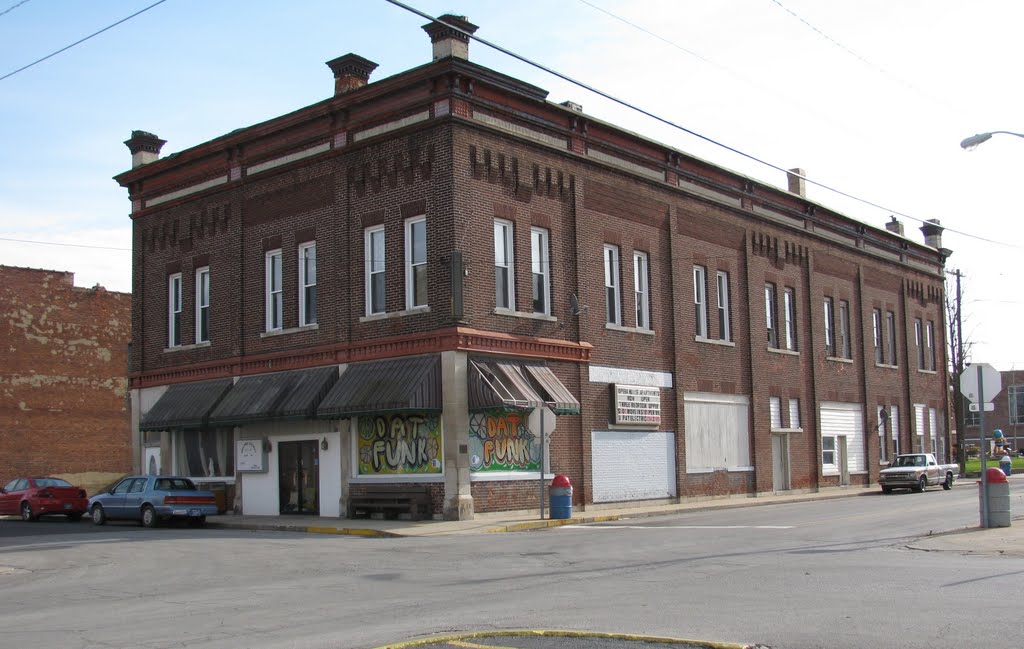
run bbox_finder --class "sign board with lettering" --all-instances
[612,384,661,426]
[236,439,267,473]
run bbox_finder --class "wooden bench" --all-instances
[348,484,432,520]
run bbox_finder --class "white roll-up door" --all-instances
[820,402,865,472]
[591,430,676,502]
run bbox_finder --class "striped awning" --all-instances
[317,355,441,418]
[140,378,234,431]
[207,366,338,426]
[469,359,580,415]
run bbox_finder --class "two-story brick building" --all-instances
[114,15,950,520]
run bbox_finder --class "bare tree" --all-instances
[946,269,975,475]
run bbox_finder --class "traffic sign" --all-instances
[960,363,1002,403]
[968,402,995,412]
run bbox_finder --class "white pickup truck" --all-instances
[878,453,957,494]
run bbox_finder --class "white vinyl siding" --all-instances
[494,219,514,309]
[684,392,751,471]
[820,402,865,474]
[265,249,283,331]
[298,242,316,326]
[365,226,385,315]
[405,216,427,309]
[604,245,621,325]
[591,430,676,502]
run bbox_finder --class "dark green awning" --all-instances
[140,378,233,431]
[208,366,338,426]
[317,355,441,418]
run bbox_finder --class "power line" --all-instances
[0,236,130,251]
[383,1,1017,250]
[0,0,169,83]
[0,0,31,19]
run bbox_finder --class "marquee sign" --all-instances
[612,384,661,426]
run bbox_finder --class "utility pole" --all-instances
[948,268,967,475]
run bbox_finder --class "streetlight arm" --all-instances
[961,130,1024,150]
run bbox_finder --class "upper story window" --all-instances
[405,216,427,309]
[716,271,731,342]
[531,227,550,315]
[788,398,801,429]
[604,244,621,326]
[765,283,778,348]
[634,251,650,330]
[195,267,209,344]
[885,311,898,365]
[783,287,797,351]
[299,242,317,326]
[926,320,936,371]
[693,265,707,337]
[1009,385,1024,425]
[168,273,182,348]
[494,219,514,310]
[915,318,925,369]
[769,397,783,429]
[872,309,883,364]
[824,297,835,356]
[365,226,385,316]
[837,299,851,359]
[265,249,283,332]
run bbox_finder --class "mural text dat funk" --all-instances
[358,413,442,475]
[468,409,539,472]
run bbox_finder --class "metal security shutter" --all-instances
[591,430,676,502]
[820,402,865,472]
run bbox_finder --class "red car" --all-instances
[0,477,89,521]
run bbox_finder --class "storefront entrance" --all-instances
[278,440,319,515]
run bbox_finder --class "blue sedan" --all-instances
[88,476,218,528]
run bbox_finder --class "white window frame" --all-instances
[769,397,783,430]
[891,405,901,455]
[838,299,851,359]
[716,270,730,341]
[265,249,283,332]
[822,435,837,470]
[783,287,797,351]
[298,241,317,327]
[634,251,650,330]
[926,320,936,371]
[765,283,778,348]
[872,309,883,364]
[885,311,898,365]
[405,216,427,310]
[365,226,385,316]
[788,398,801,429]
[1010,385,1024,425]
[915,319,925,369]
[877,405,888,463]
[168,273,182,348]
[531,227,550,315]
[604,244,621,326]
[824,297,835,356]
[693,265,707,337]
[494,219,515,310]
[195,267,209,344]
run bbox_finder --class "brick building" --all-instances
[114,15,950,520]
[960,369,1024,455]
[0,266,132,493]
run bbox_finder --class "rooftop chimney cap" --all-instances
[124,130,166,155]
[422,14,479,44]
[325,53,379,83]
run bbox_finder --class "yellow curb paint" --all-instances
[449,641,519,649]
[374,629,751,649]
[303,526,400,538]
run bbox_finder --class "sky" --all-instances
[2,0,1023,371]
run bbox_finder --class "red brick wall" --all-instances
[0,266,131,479]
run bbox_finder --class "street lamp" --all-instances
[960,130,1024,151]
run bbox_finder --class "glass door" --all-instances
[278,440,319,515]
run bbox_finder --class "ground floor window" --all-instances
[683,392,751,471]
[174,429,234,478]
[822,436,837,469]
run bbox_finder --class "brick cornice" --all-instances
[129,327,592,389]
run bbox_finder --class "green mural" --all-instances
[468,409,540,472]
[358,413,442,475]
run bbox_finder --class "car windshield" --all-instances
[154,478,196,491]
[894,456,924,467]
[34,478,72,487]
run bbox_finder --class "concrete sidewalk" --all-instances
[206,475,1024,555]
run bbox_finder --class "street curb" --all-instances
[373,629,755,649]
[204,521,401,538]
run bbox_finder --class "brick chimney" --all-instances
[325,53,378,96]
[422,14,478,61]
[124,130,166,168]
[884,216,904,236]
[787,168,806,197]
[920,218,944,249]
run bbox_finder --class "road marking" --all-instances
[561,520,790,524]
[1,538,132,551]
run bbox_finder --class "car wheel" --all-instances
[188,516,206,528]
[20,502,36,522]
[141,505,158,528]
[915,476,927,493]
[881,486,893,494]
[67,512,83,522]
[943,473,953,490]
[91,505,106,525]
